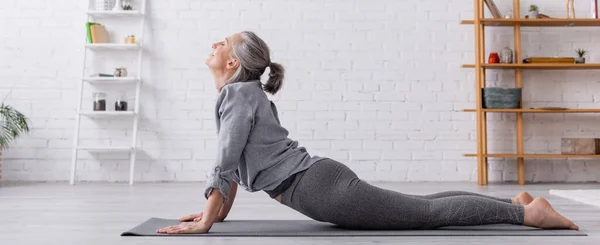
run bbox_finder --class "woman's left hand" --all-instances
[156,221,212,234]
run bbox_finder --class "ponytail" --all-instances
[263,62,284,95]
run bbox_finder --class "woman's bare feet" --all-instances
[524,197,579,230]
[512,192,534,205]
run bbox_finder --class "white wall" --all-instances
[1,0,600,183]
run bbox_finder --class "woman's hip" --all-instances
[281,158,357,199]
[279,158,359,221]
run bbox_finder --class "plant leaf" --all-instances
[0,103,30,149]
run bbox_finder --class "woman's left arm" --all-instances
[203,87,254,203]
[157,87,253,234]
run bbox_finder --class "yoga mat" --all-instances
[121,218,586,237]
[550,189,600,208]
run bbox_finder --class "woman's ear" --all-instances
[226,58,239,70]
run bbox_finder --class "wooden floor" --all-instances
[0,181,598,245]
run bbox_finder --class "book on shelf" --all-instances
[86,22,96,43]
[86,22,109,43]
[523,57,575,63]
[90,73,115,77]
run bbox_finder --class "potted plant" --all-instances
[0,103,30,179]
[575,49,586,64]
[529,5,539,19]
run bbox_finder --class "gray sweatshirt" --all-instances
[204,80,325,201]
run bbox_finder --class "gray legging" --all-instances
[279,158,524,230]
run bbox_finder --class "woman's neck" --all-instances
[211,69,234,92]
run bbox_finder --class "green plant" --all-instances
[529,5,539,12]
[0,103,29,148]
[576,49,587,58]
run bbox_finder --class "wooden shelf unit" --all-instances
[463,154,600,159]
[460,0,600,185]
[461,19,600,27]
[462,63,600,70]
[462,109,600,113]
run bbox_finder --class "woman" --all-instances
[157,31,578,234]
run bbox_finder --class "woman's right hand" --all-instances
[179,213,204,222]
[178,213,224,222]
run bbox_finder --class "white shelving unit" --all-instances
[79,111,137,117]
[85,10,143,17]
[84,43,141,50]
[71,0,147,185]
[83,77,140,84]
[78,146,134,153]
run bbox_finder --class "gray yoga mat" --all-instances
[121,218,586,237]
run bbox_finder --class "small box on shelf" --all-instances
[482,88,521,109]
[561,138,600,155]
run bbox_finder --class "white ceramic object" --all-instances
[500,47,513,64]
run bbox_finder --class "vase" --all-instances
[488,53,500,63]
[530,10,539,19]
[575,57,586,64]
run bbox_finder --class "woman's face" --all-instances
[205,33,239,70]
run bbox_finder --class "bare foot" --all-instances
[524,197,579,230]
[512,192,534,205]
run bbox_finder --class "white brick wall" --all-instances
[1,0,600,183]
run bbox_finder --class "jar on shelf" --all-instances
[93,92,107,111]
[122,0,133,10]
[488,53,500,64]
[124,35,136,44]
[115,93,128,111]
[500,47,513,64]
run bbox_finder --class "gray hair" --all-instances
[228,31,284,95]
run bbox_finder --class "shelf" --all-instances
[85,10,143,17]
[82,77,140,84]
[78,146,134,153]
[462,63,600,70]
[461,19,600,27]
[464,153,600,159]
[80,111,136,117]
[85,43,140,50]
[462,108,600,113]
